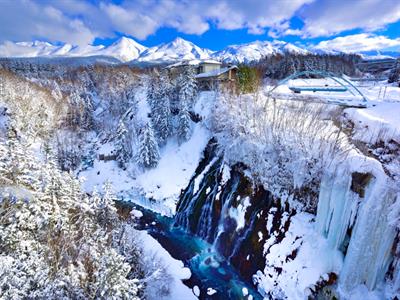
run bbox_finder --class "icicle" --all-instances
[340,181,397,292]
[315,173,358,251]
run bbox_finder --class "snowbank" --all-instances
[345,102,400,143]
[137,230,196,300]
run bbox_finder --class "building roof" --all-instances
[165,59,201,68]
[199,59,222,65]
[195,65,238,79]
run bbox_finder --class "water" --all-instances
[118,201,263,300]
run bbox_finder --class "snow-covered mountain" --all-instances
[2,36,398,65]
[0,37,147,62]
[0,40,104,59]
[96,37,147,62]
[137,37,211,63]
[211,40,309,63]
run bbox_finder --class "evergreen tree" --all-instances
[136,122,160,168]
[0,136,143,299]
[152,96,172,145]
[177,101,192,143]
[81,93,94,130]
[115,120,131,168]
[178,67,197,108]
[159,70,173,99]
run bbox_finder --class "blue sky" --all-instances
[0,0,399,52]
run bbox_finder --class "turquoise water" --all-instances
[123,202,263,300]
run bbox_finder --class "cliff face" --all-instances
[173,138,399,299]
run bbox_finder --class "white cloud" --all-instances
[299,0,400,37]
[0,0,313,44]
[99,3,159,40]
[206,0,313,35]
[313,33,400,52]
[0,0,399,45]
[0,0,96,45]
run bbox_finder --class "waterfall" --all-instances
[316,158,399,294]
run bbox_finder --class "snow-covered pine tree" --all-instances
[177,101,192,143]
[68,91,83,128]
[178,67,197,109]
[152,96,172,144]
[147,73,162,111]
[159,70,173,99]
[0,136,143,299]
[136,122,160,168]
[97,181,120,230]
[81,92,94,130]
[115,120,131,168]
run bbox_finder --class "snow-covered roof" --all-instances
[165,59,202,68]
[199,59,222,65]
[195,65,238,79]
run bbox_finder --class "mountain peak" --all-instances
[113,36,144,48]
[100,37,147,62]
[137,37,209,63]
[171,37,191,44]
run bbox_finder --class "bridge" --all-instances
[267,70,369,107]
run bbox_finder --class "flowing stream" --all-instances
[118,201,263,300]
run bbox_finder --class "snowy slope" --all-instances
[212,40,309,63]
[137,37,211,63]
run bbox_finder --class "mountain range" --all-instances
[0,36,398,65]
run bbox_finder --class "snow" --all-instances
[221,164,231,185]
[345,102,400,143]
[136,124,210,212]
[207,287,217,295]
[137,230,196,300]
[228,196,251,230]
[192,285,200,297]
[130,209,143,219]
[255,212,344,300]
